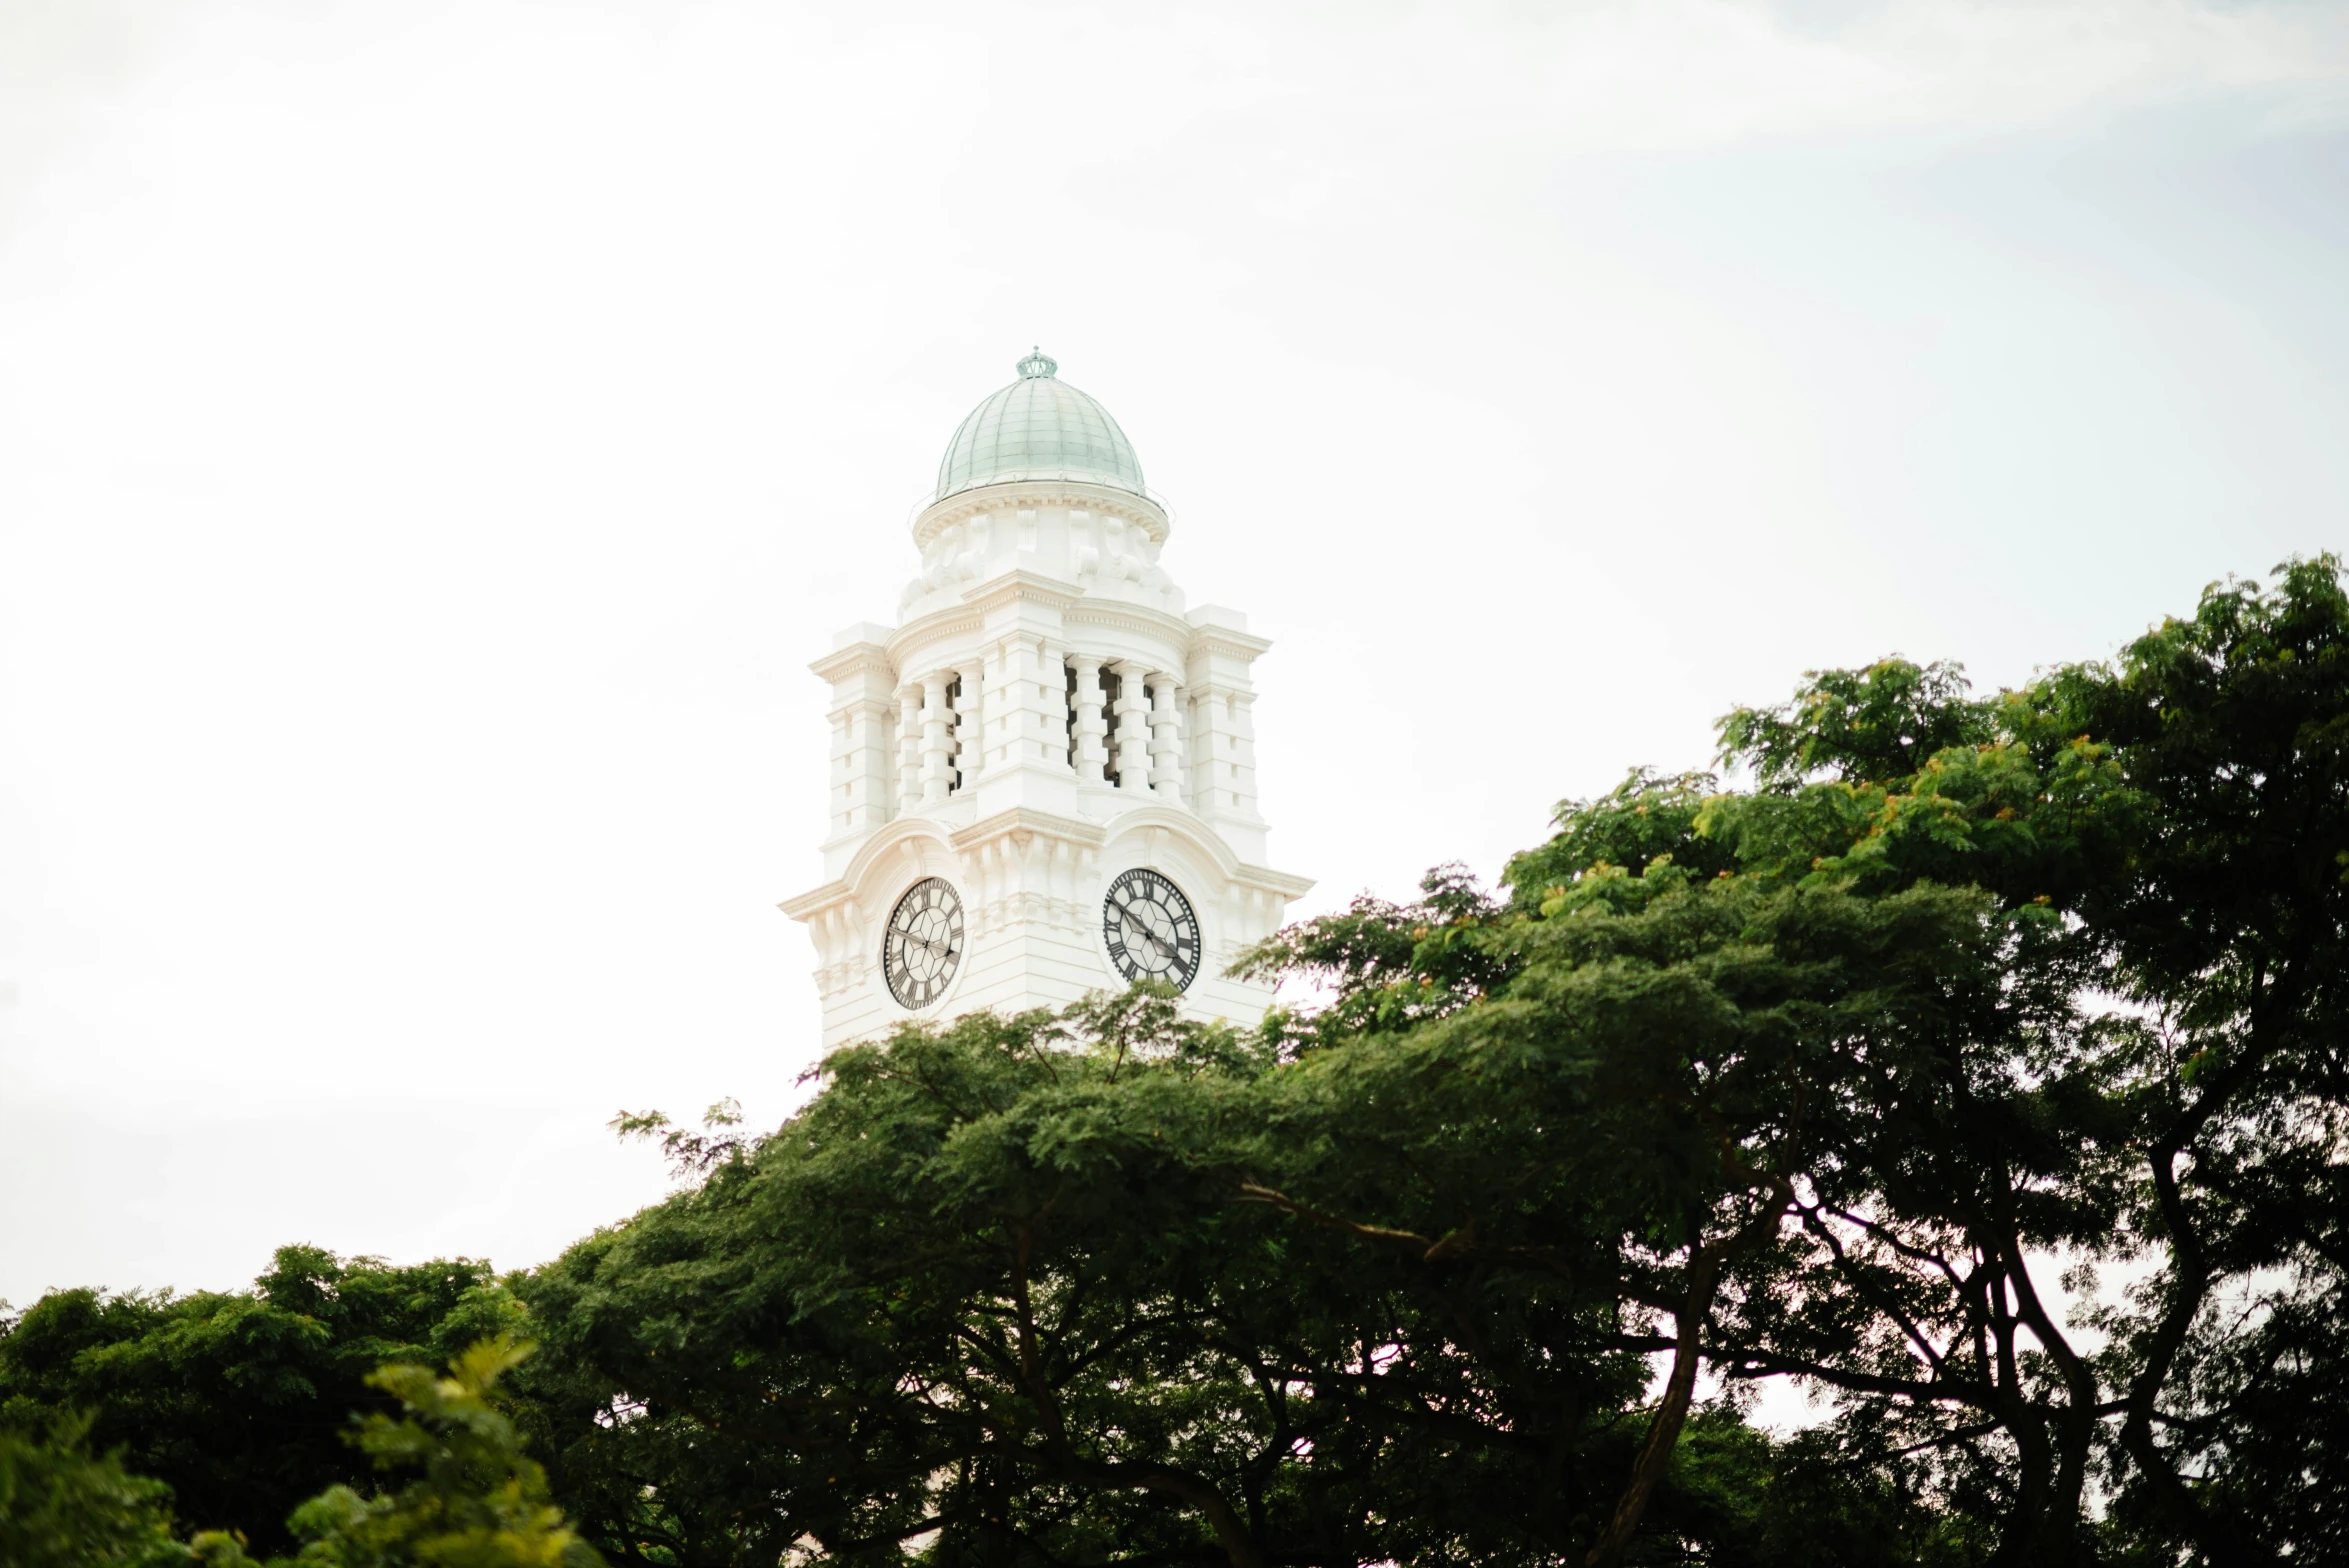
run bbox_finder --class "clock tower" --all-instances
[782,351,1313,1046]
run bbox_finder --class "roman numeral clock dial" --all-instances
[1102,868,1202,991]
[882,877,964,1009]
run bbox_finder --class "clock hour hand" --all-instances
[1121,910,1175,962]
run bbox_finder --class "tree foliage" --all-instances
[10,559,2349,1568]
[1224,556,2349,1564]
[521,896,2005,1566]
[191,1338,603,1568]
[523,986,1633,1568]
[0,1415,187,1568]
[0,1247,522,1552]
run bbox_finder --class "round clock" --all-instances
[1102,868,1202,991]
[883,877,964,1009]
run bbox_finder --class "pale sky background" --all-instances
[3,0,2347,1309]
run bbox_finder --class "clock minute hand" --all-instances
[1123,912,1175,961]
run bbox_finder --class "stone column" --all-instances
[1070,654,1109,784]
[953,655,985,792]
[896,685,923,816]
[1001,634,1067,772]
[1039,640,1076,773]
[920,673,954,804]
[1111,659,1152,792]
[1147,673,1185,803]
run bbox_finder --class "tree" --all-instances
[0,1246,522,1553]
[18,561,2344,1567]
[191,1337,603,1568]
[0,1415,186,1568]
[1605,653,2144,1563]
[1230,556,2349,1564]
[1696,558,2349,1565]
[524,880,2013,1568]
[1234,818,2065,1563]
[524,983,1827,1568]
[2040,558,2349,1565]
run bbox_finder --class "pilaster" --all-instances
[810,630,897,841]
[1183,605,1272,863]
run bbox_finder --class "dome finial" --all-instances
[1017,346,1057,379]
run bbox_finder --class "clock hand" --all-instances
[1122,912,1175,961]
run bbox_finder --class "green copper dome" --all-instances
[934,350,1144,502]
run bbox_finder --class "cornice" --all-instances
[809,640,892,684]
[1098,804,1246,881]
[949,806,1108,852]
[958,569,1086,619]
[912,480,1170,551]
[886,580,1216,664]
[1233,865,1316,899]
[817,814,963,909]
[1188,625,1273,660]
[1063,600,1198,644]
[780,879,851,920]
[886,603,984,661]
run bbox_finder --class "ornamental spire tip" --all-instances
[1017,346,1057,379]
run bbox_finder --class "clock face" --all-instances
[883,877,964,1009]
[1102,868,1202,991]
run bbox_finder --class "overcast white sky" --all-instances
[2,0,2346,1308]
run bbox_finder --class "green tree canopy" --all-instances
[191,1338,603,1568]
[0,1247,521,1553]
[1233,555,2349,1565]
[13,558,2349,1568]
[0,1415,186,1568]
[521,878,2003,1568]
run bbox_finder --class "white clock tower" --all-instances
[782,350,1313,1046]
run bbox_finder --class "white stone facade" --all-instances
[781,362,1311,1048]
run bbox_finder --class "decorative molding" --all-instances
[779,879,851,921]
[1098,804,1249,882]
[949,806,1107,853]
[912,479,1170,551]
[956,568,1086,618]
[1187,624,1274,660]
[1233,864,1317,899]
[1062,600,1197,643]
[823,815,961,908]
[888,603,984,657]
[809,640,892,685]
